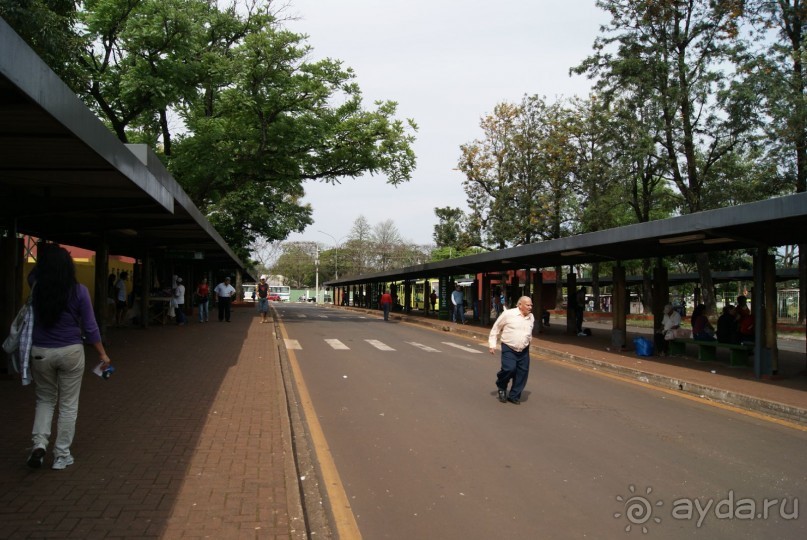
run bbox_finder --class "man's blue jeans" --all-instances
[453,304,465,323]
[496,343,530,400]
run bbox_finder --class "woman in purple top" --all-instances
[27,244,112,470]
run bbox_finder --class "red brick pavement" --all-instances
[0,307,306,539]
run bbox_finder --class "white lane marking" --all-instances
[441,342,483,354]
[298,314,308,318]
[365,339,395,351]
[284,339,302,350]
[319,315,329,318]
[325,339,350,350]
[406,342,440,353]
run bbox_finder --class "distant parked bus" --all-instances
[242,283,257,302]
[269,285,291,302]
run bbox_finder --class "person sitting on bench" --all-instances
[691,304,716,342]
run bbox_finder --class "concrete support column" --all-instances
[94,241,109,335]
[524,268,532,298]
[612,264,627,349]
[653,261,669,335]
[764,252,778,375]
[481,274,491,326]
[566,272,577,335]
[534,270,544,333]
[472,277,480,321]
[140,254,152,328]
[508,273,519,309]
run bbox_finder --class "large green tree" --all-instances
[743,0,807,321]
[271,241,316,288]
[168,22,416,261]
[574,0,756,311]
[3,0,417,263]
[458,96,577,250]
[0,0,85,89]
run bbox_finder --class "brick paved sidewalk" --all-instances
[0,307,307,539]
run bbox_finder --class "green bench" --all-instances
[670,338,753,367]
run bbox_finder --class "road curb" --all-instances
[272,310,336,539]
[533,345,807,427]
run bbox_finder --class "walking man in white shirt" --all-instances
[488,296,535,405]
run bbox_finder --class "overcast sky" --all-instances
[283,0,610,249]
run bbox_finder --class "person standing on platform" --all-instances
[174,277,187,326]
[214,277,236,322]
[196,278,209,322]
[574,286,587,336]
[488,296,535,405]
[451,285,466,324]
[114,271,128,327]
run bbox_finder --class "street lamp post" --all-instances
[318,230,347,280]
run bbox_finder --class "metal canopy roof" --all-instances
[0,19,244,269]
[327,192,807,286]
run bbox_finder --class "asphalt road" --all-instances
[276,302,806,539]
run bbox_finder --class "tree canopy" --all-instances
[2,0,417,263]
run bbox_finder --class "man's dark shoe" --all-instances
[27,447,45,468]
[507,397,521,405]
[497,389,507,403]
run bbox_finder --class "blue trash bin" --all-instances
[633,336,654,357]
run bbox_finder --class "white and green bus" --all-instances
[269,285,291,302]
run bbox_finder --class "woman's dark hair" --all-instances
[32,244,77,327]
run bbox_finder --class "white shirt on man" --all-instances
[488,307,535,352]
[215,282,235,300]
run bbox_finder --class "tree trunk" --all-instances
[592,262,600,311]
[554,265,564,307]
[641,258,653,314]
[695,252,716,314]
[160,109,172,157]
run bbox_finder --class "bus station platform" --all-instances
[0,306,307,540]
[0,303,804,539]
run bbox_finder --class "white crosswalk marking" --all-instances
[325,339,350,350]
[406,342,440,353]
[284,339,302,350]
[441,342,483,354]
[365,339,395,351]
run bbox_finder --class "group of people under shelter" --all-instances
[655,295,755,356]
